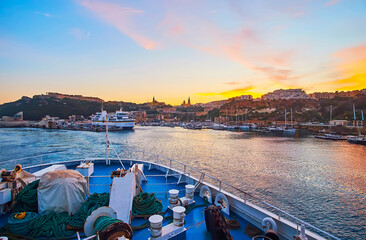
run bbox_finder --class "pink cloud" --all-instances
[79,0,157,50]
[326,0,339,7]
[79,0,297,83]
[334,44,366,63]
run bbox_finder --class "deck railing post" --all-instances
[219,181,222,191]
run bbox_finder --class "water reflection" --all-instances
[0,127,365,239]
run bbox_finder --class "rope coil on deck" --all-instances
[132,192,163,216]
[12,179,39,213]
[5,187,110,239]
[8,212,39,236]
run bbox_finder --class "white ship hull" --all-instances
[92,120,135,129]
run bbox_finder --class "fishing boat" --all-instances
[315,134,346,141]
[0,125,341,240]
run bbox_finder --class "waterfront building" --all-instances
[1,112,23,121]
[68,115,84,122]
[329,120,350,126]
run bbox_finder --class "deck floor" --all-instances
[88,162,254,240]
[0,161,258,239]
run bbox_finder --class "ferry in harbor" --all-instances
[91,107,135,130]
[0,125,342,240]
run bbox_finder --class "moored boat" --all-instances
[347,136,366,145]
[92,107,135,130]
[315,134,346,141]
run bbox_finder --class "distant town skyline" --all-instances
[3,88,365,106]
[1,0,366,105]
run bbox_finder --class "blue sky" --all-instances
[1,0,366,104]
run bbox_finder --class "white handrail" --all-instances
[117,149,341,240]
[1,149,341,240]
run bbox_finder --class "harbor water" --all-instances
[0,127,365,239]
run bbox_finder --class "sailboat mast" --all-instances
[330,105,332,123]
[226,109,228,125]
[285,109,287,127]
[291,108,293,128]
[353,104,356,126]
[105,115,110,165]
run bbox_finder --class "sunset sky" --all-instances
[1,0,366,105]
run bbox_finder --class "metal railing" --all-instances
[117,149,341,240]
[0,149,341,240]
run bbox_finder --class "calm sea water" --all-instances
[0,127,365,239]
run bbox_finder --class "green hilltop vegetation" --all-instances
[0,96,140,121]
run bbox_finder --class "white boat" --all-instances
[92,108,135,129]
[315,134,346,141]
[239,125,250,130]
[212,124,227,130]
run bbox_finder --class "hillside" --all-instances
[219,95,366,123]
[0,96,139,120]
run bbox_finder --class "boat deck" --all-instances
[88,162,256,239]
[0,161,259,239]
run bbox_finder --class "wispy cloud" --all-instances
[318,74,366,91]
[79,0,156,50]
[319,44,366,91]
[69,28,91,40]
[197,85,255,97]
[326,0,339,7]
[224,81,240,85]
[35,11,52,18]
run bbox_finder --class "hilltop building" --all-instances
[150,97,165,106]
[309,89,366,99]
[181,97,192,107]
[34,92,104,102]
[261,89,308,100]
[229,95,253,101]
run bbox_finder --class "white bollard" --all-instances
[149,215,163,238]
[172,206,186,227]
[169,189,179,208]
[185,185,195,199]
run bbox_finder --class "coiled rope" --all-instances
[132,192,163,216]
[5,190,110,239]
[69,192,110,228]
[94,216,122,232]
[8,212,39,236]
[12,179,39,213]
